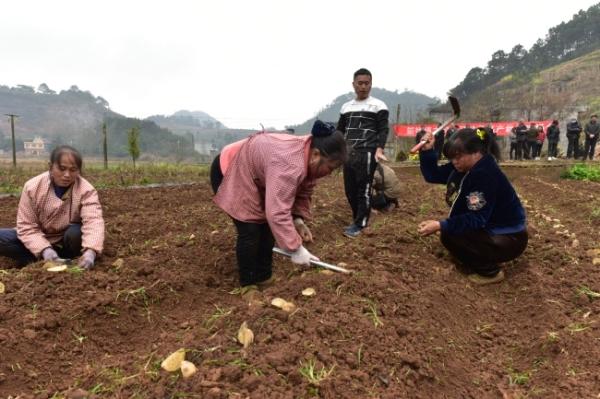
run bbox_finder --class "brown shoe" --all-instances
[467,270,505,285]
[257,276,277,290]
[240,285,260,301]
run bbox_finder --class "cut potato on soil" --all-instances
[43,261,60,269]
[112,258,124,268]
[593,258,600,266]
[283,301,296,312]
[302,288,316,296]
[0,282,5,294]
[271,297,296,312]
[237,321,254,348]
[161,348,186,372]
[271,297,287,308]
[180,360,197,378]
[586,249,600,257]
[47,265,68,272]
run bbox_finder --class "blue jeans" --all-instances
[0,224,82,267]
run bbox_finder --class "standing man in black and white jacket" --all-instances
[337,68,389,238]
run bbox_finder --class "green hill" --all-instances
[459,49,600,121]
[0,84,200,159]
[452,3,600,120]
[287,88,437,133]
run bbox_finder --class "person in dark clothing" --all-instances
[337,68,389,238]
[566,118,583,159]
[434,123,445,159]
[583,114,599,160]
[484,124,496,140]
[371,163,401,212]
[445,125,458,140]
[417,128,528,285]
[415,126,427,144]
[526,123,539,160]
[515,120,528,160]
[509,126,518,160]
[546,120,560,160]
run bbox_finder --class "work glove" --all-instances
[293,218,313,242]
[290,245,319,266]
[42,247,59,261]
[78,249,96,270]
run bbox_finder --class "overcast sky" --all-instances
[1,0,598,129]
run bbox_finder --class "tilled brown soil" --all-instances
[0,164,599,398]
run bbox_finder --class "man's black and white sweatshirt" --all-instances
[336,96,389,152]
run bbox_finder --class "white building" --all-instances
[24,136,48,156]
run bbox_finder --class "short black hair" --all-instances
[353,68,372,80]
[50,145,83,170]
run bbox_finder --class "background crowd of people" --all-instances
[505,114,598,161]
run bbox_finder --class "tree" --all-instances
[96,96,109,108]
[102,122,108,169]
[37,83,56,95]
[127,126,140,168]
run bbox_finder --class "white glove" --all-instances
[78,249,96,269]
[290,245,319,266]
[42,247,59,261]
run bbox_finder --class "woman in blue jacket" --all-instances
[417,128,528,285]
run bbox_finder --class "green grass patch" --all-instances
[0,160,209,194]
[560,164,600,182]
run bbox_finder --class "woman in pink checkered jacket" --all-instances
[210,120,347,291]
[0,146,104,269]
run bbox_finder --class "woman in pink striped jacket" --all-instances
[211,120,347,291]
[0,146,104,269]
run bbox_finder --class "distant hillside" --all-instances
[287,88,438,133]
[146,110,226,132]
[147,111,259,155]
[452,3,600,119]
[459,49,600,121]
[0,84,117,140]
[0,84,200,159]
[73,116,197,160]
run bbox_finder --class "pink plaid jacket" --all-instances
[16,172,105,257]
[214,133,315,251]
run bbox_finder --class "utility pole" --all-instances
[102,122,108,169]
[5,114,19,167]
[395,104,401,157]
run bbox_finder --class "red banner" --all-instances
[393,120,553,137]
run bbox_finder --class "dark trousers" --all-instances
[343,150,377,228]
[210,154,274,286]
[533,142,543,158]
[583,137,598,160]
[567,135,580,159]
[440,229,528,277]
[371,193,398,211]
[547,141,558,158]
[0,224,83,267]
[525,141,537,159]
[516,141,526,160]
[509,142,517,160]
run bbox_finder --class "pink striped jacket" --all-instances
[214,133,316,251]
[16,172,105,257]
